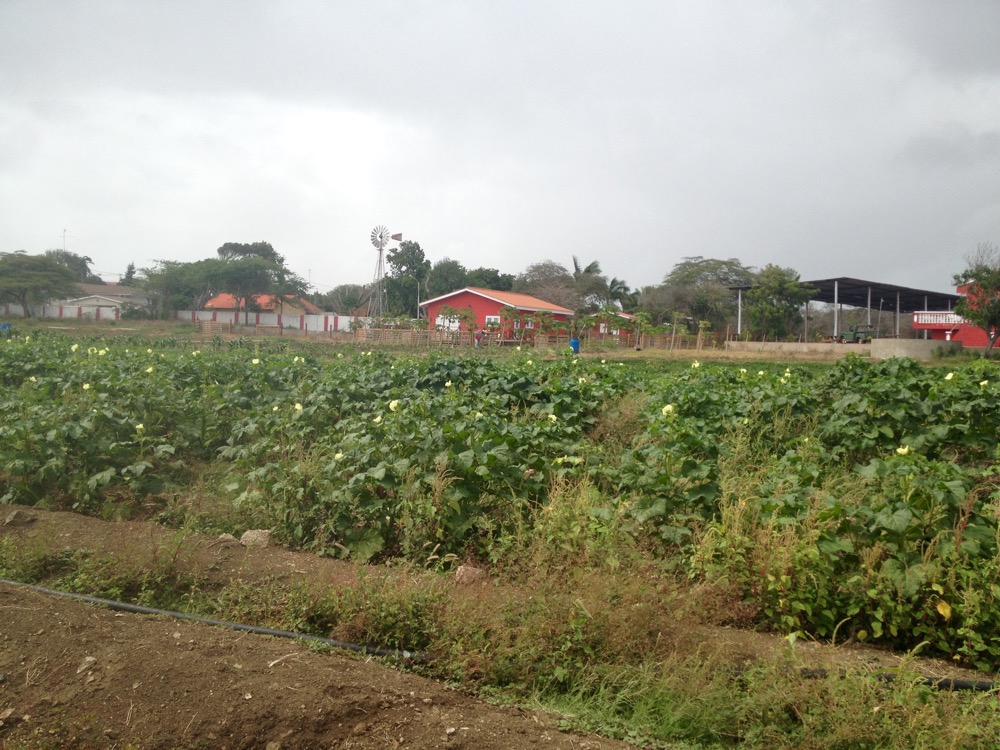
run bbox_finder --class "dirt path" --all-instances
[2,506,993,749]
[1,582,631,750]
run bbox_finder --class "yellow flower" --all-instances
[146,348,153,354]
[945,372,954,381]
[29,376,37,382]
[936,600,952,621]
[136,423,144,432]
[601,359,606,364]
[445,380,453,388]
[526,359,533,366]
[145,366,154,374]
[98,349,107,356]
[515,346,521,352]
[572,358,579,365]
[548,414,558,422]
[293,356,301,363]
[661,404,675,416]
[980,380,989,387]
[337,352,344,358]
[71,343,79,352]
[389,400,400,412]
[739,368,747,374]
[896,445,910,456]
[192,350,200,356]
[82,383,91,390]
[578,377,586,384]
[691,360,700,369]
[294,403,303,412]
[251,358,260,365]
[758,371,765,376]
[272,406,278,411]
[334,452,344,460]
[373,415,382,424]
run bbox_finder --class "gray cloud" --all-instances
[1,1,997,294]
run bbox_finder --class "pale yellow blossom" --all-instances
[945,372,954,381]
[136,423,144,432]
[896,445,910,456]
[373,415,383,424]
[251,358,260,365]
[389,400,400,412]
[294,403,303,412]
[662,404,675,416]
[82,383,91,390]
[548,414,558,422]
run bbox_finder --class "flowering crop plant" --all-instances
[2,336,1000,668]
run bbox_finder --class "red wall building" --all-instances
[911,285,992,347]
[418,287,573,336]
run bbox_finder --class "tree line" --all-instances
[2,242,998,348]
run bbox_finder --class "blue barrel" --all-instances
[569,338,580,354]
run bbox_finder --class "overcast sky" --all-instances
[2,1,998,296]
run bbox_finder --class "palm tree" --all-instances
[571,256,608,312]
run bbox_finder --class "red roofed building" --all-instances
[418,287,574,338]
[204,293,323,316]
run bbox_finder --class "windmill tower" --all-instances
[368,225,390,322]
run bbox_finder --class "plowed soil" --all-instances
[1,506,991,749]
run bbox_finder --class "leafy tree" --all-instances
[426,258,468,299]
[572,256,609,311]
[662,256,756,288]
[139,259,221,318]
[0,252,81,318]
[954,242,1000,355]
[744,265,816,340]
[466,267,514,291]
[214,257,292,324]
[122,262,136,285]
[640,256,756,333]
[315,284,366,314]
[217,241,285,266]
[43,249,103,284]
[386,241,431,317]
[513,260,581,311]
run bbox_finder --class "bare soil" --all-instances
[1,507,991,749]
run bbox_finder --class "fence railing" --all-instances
[912,311,964,327]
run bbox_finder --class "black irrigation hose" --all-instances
[732,666,996,693]
[6,578,994,691]
[0,578,426,663]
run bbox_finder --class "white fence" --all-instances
[2,302,124,321]
[174,310,369,334]
[0,303,369,334]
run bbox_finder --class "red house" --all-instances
[418,287,574,338]
[912,285,992,347]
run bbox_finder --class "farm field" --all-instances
[2,330,999,749]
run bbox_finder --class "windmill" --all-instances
[367,225,399,322]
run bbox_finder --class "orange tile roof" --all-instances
[204,293,323,314]
[421,287,574,315]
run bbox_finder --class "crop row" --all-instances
[2,334,999,666]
